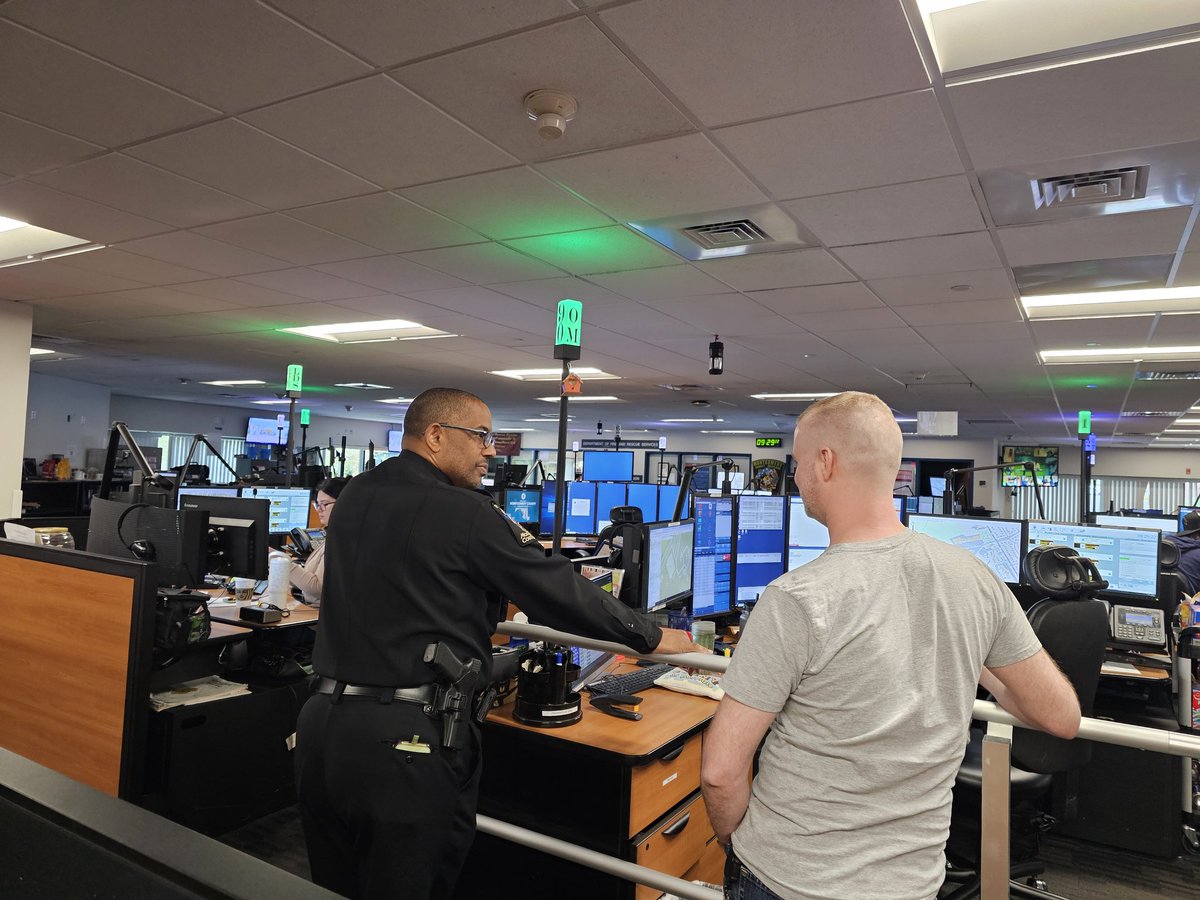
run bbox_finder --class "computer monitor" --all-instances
[1094,513,1178,534]
[786,496,829,571]
[87,496,208,589]
[732,495,786,605]
[246,416,289,445]
[595,482,627,528]
[905,496,918,512]
[240,486,312,535]
[565,480,597,534]
[892,496,906,523]
[539,480,557,534]
[917,496,934,515]
[503,487,541,526]
[1026,521,1160,600]
[582,450,634,482]
[641,519,695,612]
[691,496,734,618]
[179,495,269,580]
[176,485,240,507]
[626,482,658,523]
[928,476,947,497]
[908,513,1026,585]
[658,484,683,522]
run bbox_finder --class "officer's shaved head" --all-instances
[794,392,901,495]
[403,388,485,437]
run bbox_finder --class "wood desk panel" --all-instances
[204,597,318,629]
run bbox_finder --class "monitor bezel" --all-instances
[640,517,695,612]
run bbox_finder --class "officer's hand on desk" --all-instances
[656,628,712,655]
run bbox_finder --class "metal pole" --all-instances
[285,397,296,488]
[1078,437,1090,524]
[552,359,569,554]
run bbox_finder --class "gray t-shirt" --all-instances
[723,530,1041,900]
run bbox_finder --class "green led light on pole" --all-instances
[286,364,304,393]
[554,299,582,361]
[1078,410,1091,435]
[300,408,311,426]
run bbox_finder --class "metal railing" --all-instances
[491,622,1200,900]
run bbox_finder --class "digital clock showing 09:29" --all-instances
[755,437,782,448]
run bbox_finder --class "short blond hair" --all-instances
[795,392,902,491]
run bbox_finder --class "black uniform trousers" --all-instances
[295,691,481,899]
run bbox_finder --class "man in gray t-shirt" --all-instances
[701,392,1081,900]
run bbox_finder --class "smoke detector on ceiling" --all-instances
[524,89,577,140]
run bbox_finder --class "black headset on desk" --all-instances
[116,502,157,561]
[1022,545,1109,600]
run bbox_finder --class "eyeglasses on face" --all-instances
[312,500,336,511]
[436,423,496,447]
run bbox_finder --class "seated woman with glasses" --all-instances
[280,477,349,608]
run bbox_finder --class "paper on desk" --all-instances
[149,676,249,712]
[1102,661,1142,676]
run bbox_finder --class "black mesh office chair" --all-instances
[943,547,1109,899]
[592,506,643,608]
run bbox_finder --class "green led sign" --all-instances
[300,408,311,426]
[755,437,783,448]
[286,364,304,393]
[554,298,582,361]
[1078,410,1091,435]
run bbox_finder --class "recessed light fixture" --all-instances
[1040,345,1200,364]
[1172,418,1200,425]
[0,216,29,233]
[1086,384,1098,389]
[494,427,535,432]
[894,417,918,422]
[29,348,55,356]
[252,399,292,405]
[523,417,574,422]
[378,397,414,405]
[1023,286,1200,319]
[949,284,972,292]
[536,395,622,402]
[701,429,754,434]
[336,382,391,390]
[662,418,724,423]
[490,367,618,381]
[201,379,266,386]
[750,392,838,401]
[280,319,454,343]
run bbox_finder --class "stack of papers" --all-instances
[149,676,249,712]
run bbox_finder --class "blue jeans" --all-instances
[724,848,785,900]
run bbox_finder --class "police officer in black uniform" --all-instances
[296,387,703,899]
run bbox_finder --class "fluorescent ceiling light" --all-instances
[280,319,453,343]
[750,392,838,401]
[523,417,574,422]
[336,382,391,390]
[894,417,918,423]
[252,399,292,405]
[536,396,622,402]
[661,418,724,423]
[1023,286,1200,319]
[495,427,535,432]
[1171,418,1200,425]
[41,243,106,260]
[202,379,266,386]
[29,347,55,356]
[701,429,755,434]
[379,397,414,404]
[918,0,986,12]
[489,367,618,381]
[1040,345,1200,363]
[0,216,28,233]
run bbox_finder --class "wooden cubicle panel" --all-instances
[0,540,154,799]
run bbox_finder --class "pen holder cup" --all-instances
[513,647,582,728]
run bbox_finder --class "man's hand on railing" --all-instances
[656,627,711,655]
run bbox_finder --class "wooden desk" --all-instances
[1101,649,1171,681]
[204,596,318,630]
[457,670,723,900]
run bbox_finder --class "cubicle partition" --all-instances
[0,539,156,799]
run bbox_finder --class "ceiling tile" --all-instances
[998,208,1192,266]
[489,276,630,309]
[401,168,613,240]
[896,298,1023,327]
[916,322,1031,345]
[195,214,383,266]
[716,90,961,199]
[504,227,679,275]
[245,76,517,188]
[236,268,381,302]
[394,18,693,161]
[31,286,239,318]
[268,0,575,67]
[537,134,767,220]
[0,181,170,243]
[51,247,212,285]
[32,154,265,228]
[404,286,546,326]
[587,265,731,301]
[693,248,855,291]
[1032,315,1157,348]
[835,232,1001,280]
[1176,251,1200,286]
[0,21,214,147]
[1,0,369,112]
[750,282,883,316]
[326,292,468,324]
[288,193,484,253]
[868,268,1014,307]
[0,260,148,300]
[405,242,564,284]
[116,232,291,277]
[126,120,377,209]
[0,112,102,178]
[315,255,470,294]
[784,176,985,247]
[173,277,331,309]
[791,307,908,333]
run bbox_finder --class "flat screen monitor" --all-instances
[732,495,786,605]
[642,519,695,611]
[786,496,830,571]
[1000,445,1059,487]
[565,480,597,534]
[176,486,240,507]
[908,513,1026,585]
[714,470,745,492]
[917,496,934,515]
[179,495,269,580]
[539,480,557,534]
[582,450,634,482]
[387,429,403,453]
[892,496,906,523]
[595,482,627,528]
[692,496,734,618]
[626,482,658,523]
[87,496,208,589]
[241,486,311,534]
[928,476,947,496]
[246,416,289,445]
[503,487,540,526]
[1025,521,1160,600]
[658,484,683,522]
[905,496,918,512]
[1094,513,1178,534]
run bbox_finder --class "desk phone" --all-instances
[1110,604,1166,646]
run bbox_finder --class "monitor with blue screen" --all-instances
[503,487,540,525]
[582,450,634,482]
[692,496,734,618]
[908,513,1026,584]
[595,482,627,528]
[1025,521,1160,599]
[565,480,597,534]
[732,495,786,605]
[786,496,829,571]
[641,519,695,611]
[892,496,906,522]
[539,481,557,534]
[658,484,683,521]
[627,482,658,523]
[241,486,311,534]
[1094,513,1178,534]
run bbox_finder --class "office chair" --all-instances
[943,546,1109,900]
[592,506,644,609]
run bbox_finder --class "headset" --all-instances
[1021,545,1109,600]
[116,503,156,561]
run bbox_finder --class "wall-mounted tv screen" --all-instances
[582,450,634,482]
[387,429,403,453]
[1000,445,1058,487]
[246,416,290,445]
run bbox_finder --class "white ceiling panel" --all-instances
[172,277,325,310]
[0,112,102,179]
[537,134,766,221]
[784,176,985,247]
[405,243,564,284]
[314,255,469,294]
[835,232,1002,280]
[998,208,1193,266]
[1031,316,1156,348]
[394,18,694,162]
[244,76,517,189]
[868,268,1015,307]
[1147,313,1200,346]
[0,181,170,243]
[504,227,680,275]
[582,300,708,340]
[325,293,469,324]
[49,248,212,286]
[1176,251,1200,286]
[749,282,884,316]
[587,265,731,301]
[791,307,909,334]
[600,0,927,125]
[0,20,214,147]
[115,232,291,277]
[693,248,854,291]
[288,193,485,254]
[236,268,381,302]
[1,0,370,112]
[195,215,383,266]
[126,120,377,210]
[403,286,547,325]
[32,154,265,228]
[489,276,630,309]
[0,260,148,301]
[916,322,1032,345]
[30,286,240,319]
[716,90,961,199]
[896,298,1023,327]
[401,168,613,240]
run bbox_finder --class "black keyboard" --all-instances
[585,663,673,696]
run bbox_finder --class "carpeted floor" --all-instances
[218,805,1200,899]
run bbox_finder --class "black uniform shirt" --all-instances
[313,450,662,686]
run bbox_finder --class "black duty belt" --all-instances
[314,677,436,705]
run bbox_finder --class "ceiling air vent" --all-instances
[1135,370,1200,381]
[681,219,771,250]
[1032,166,1147,210]
[628,203,815,261]
[1120,411,1184,417]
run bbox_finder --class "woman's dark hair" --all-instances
[316,477,349,499]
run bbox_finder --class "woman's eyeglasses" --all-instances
[313,500,335,512]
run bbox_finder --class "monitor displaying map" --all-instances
[907,513,1027,584]
[642,519,694,611]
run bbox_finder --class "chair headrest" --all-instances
[1022,545,1109,600]
[1160,539,1180,569]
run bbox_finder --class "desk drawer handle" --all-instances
[662,812,690,837]
[659,745,684,763]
